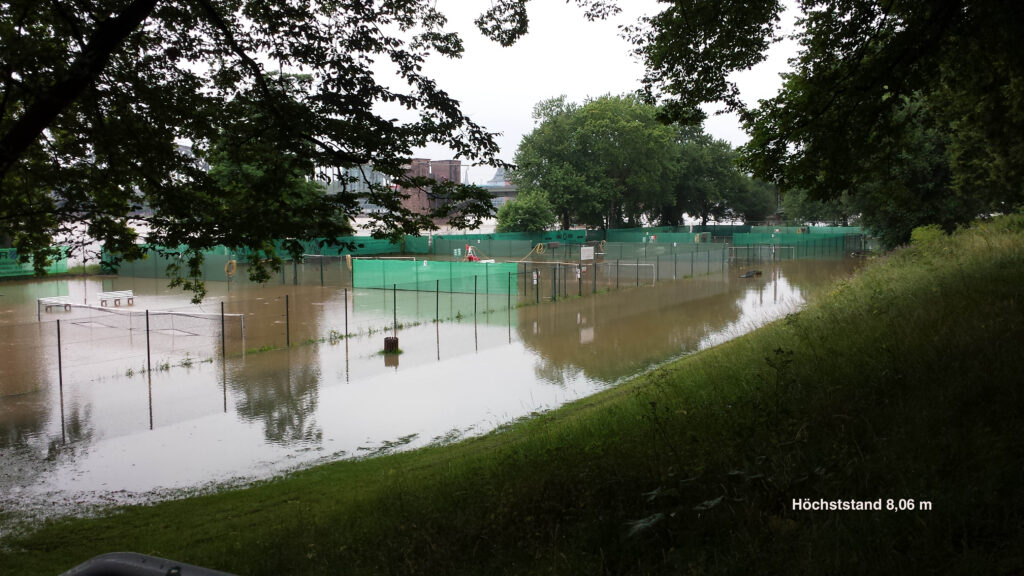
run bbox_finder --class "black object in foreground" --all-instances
[61,552,236,576]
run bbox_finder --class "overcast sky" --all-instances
[409,1,799,184]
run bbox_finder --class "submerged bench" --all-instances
[97,290,134,307]
[39,296,73,312]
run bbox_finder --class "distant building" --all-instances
[485,166,509,187]
[400,159,461,184]
[405,158,432,180]
[482,166,518,209]
[319,159,471,222]
[397,158,463,218]
[429,160,461,184]
[318,165,393,215]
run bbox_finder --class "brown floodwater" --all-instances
[0,258,859,525]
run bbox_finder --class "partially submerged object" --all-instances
[464,245,496,263]
[739,270,763,279]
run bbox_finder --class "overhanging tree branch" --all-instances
[0,0,160,182]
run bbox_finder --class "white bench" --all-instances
[97,290,134,307]
[39,296,73,312]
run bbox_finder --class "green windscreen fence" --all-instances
[423,230,588,258]
[353,260,519,294]
[730,232,867,260]
[749,226,864,235]
[287,236,402,256]
[599,241,725,261]
[0,247,69,278]
[432,237,538,260]
[108,246,239,282]
[588,225,751,243]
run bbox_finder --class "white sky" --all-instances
[410,0,799,184]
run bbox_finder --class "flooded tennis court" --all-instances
[0,258,858,521]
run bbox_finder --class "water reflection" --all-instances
[0,259,859,518]
[231,349,323,446]
[517,277,735,383]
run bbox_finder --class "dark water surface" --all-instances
[0,259,858,522]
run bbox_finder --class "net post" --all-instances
[474,276,478,318]
[220,301,226,358]
[57,319,65,444]
[285,295,290,347]
[435,279,439,322]
[552,264,556,302]
[320,256,324,286]
[344,288,349,336]
[145,310,151,374]
[393,284,397,336]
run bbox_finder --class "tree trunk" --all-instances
[0,0,160,180]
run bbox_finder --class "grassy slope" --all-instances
[3,217,1023,575]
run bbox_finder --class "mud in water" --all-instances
[0,258,858,522]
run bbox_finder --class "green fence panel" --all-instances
[404,235,431,254]
[606,225,734,243]
[692,224,751,236]
[433,237,538,260]
[353,259,519,294]
[734,232,864,247]
[275,236,403,257]
[730,233,864,261]
[0,247,69,277]
[541,230,587,244]
[750,225,864,235]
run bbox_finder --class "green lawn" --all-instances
[3,216,1023,575]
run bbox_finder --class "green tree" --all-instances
[780,189,854,227]
[663,134,737,226]
[845,99,985,248]
[661,130,772,225]
[495,191,557,233]
[728,177,778,223]
[0,0,613,297]
[631,0,1024,243]
[512,95,676,229]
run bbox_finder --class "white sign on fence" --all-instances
[581,246,595,261]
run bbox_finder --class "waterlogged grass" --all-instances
[240,321,429,357]
[3,216,1024,574]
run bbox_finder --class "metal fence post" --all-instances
[220,301,226,358]
[552,264,557,302]
[145,310,151,373]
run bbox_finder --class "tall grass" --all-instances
[3,216,1023,575]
